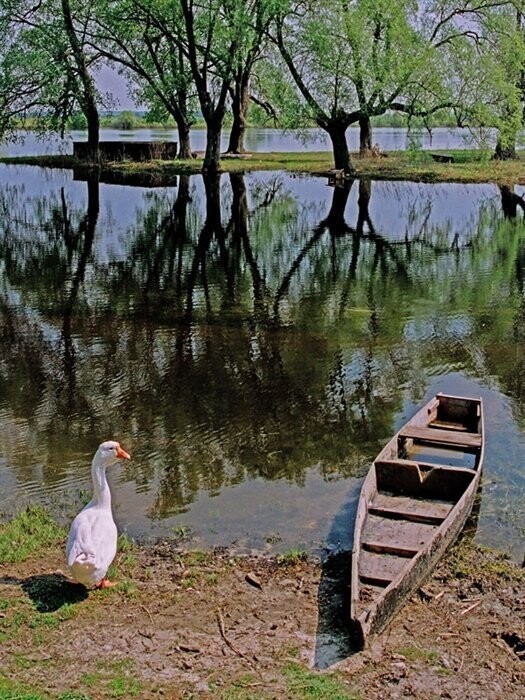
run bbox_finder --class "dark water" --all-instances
[0,165,524,562]
[0,125,495,157]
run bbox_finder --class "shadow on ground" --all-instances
[1,572,88,611]
[313,483,363,669]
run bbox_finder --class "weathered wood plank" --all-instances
[374,460,475,500]
[359,550,408,586]
[369,505,444,525]
[399,425,482,449]
[362,541,419,558]
[430,419,468,431]
[363,514,437,551]
[372,493,454,521]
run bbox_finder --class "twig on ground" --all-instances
[460,599,482,616]
[140,604,154,624]
[216,608,252,664]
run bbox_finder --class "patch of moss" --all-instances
[0,677,48,700]
[277,549,308,566]
[396,645,439,663]
[447,541,523,584]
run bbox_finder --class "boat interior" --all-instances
[356,396,483,600]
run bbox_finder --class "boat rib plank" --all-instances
[362,541,419,558]
[398,425,482,449]
[368,505,444,525]
[429,419,468,431]
[359,550,408,586]
[363,514,437,551]
[372,493,454,521]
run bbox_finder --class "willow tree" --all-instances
[477,5,525,160]
[423,0,525,160]
[272,0,448,173]
[0,18,43,139]
[0,0,102,159]
[89,0,197,159]
[178,0,245,171]
[225,0,279,153]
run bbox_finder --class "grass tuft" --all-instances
[284,662,355,699]
[0,677,47,699]
[0,506,66,564]
[277,549,308,566]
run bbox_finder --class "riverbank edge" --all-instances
[2,150,525,185]
[1,506,524,699]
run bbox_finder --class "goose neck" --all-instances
[91,460,112,507]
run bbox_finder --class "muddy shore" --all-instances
[1,534,524,699]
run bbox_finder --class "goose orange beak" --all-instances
[116,444,131,460]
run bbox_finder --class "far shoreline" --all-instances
[2,149,525,185]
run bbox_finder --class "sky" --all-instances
[96,65,139,111]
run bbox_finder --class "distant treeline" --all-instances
[63,109,458,132]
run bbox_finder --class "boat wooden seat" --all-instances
[375,458,475,500]
[359,549,407,587]
[363,514,437,553]
[429,419,468,431]
[362,540,419,558]
[368,493,454,525]
[398,425,482,449]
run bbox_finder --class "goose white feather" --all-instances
[66,440,130,588]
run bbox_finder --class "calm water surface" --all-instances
[0,165,524,561]
[0,125,495,156]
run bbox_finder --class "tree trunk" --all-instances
[356,179,373,234]
[61,0,100,162]
[177,119,193,159]
[359,115,372,155]
[85,107,100,162]
[325,121,354,174]
[227,72,250,153]
[494,138,517,160]
[203,116,223,173]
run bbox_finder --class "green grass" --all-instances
[106,677,142,699]
[447,541,524,582]
[183,550,212,566]
[277,549,308,566]
[77,660,142,699]
[0,677,48,700]
[284,663,356,699]
[0,506,66,564]
[3,147,525,185]
[396,645,439,663]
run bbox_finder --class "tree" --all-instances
[61,0,100,160]
[423,0,525,160]
[179,0,243,171]
[273,0,448,173]
[225,0,279,153]
[90,0,197,159]
[0,0,102,159]
[0,22,47,139]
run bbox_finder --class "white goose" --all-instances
[66,440,131,588]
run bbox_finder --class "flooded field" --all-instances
[0,165,524,561]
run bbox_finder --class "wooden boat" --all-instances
[350,393,484,647]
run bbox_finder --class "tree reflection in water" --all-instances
[0,169,524,557]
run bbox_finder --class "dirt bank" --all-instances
[0,538,524,699]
